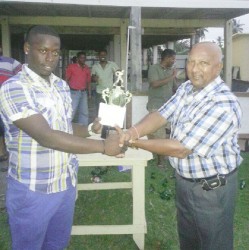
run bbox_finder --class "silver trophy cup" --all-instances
[98,70,132,138]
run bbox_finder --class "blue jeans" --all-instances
[70,90,88,125]
[6,177,76,250]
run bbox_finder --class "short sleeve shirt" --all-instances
[91,61,119,93]
[147,64,175,110]
[0,64,78,193]
[65,63,91,90]
[159,76,242,179]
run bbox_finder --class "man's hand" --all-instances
[92,74,99,83]
[115,126,136,148]
[104,133,127,156]
[172,68,177,78]
[92,118,102,134]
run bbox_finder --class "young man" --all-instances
[0,25,122,250]
[147,49,177,168]
[120,42,242,250]
[65,51,91,125]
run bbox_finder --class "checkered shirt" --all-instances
[159,76,242,179]
[0,64,78,193]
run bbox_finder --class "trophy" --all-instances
[98,70,132,138]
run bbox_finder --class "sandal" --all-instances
[0,153,8,162]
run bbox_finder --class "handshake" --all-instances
[89,118,139,157]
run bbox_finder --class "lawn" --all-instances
[0,153,249,250]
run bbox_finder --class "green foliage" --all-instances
[0,154,249,250]
[174,39,190,54]
[232,19,245,34]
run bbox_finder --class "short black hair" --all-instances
[98,49,107,54]
[25,25,60,44]
[77,51,86,58]
[161,49,176,60]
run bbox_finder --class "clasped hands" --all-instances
[91,118,138,157]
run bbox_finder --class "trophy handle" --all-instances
[124,91,132,105]
[102,88,110,104]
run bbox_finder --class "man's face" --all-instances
[78,54,86,65]
[24,34,60,80]
[98,52,107,62]
[187,45,223,89]
[165,55,176,68]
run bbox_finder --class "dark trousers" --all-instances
[175,170,238,250]
[95,92,105,114]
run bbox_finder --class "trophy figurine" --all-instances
[98,70,132,138]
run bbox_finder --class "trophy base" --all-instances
[101,125,116,139]
[98,103,126,128]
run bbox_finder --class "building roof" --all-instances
[1,1,248,19]
[1,1,249,49]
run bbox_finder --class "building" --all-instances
[1,0,249,126]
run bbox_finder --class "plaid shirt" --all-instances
[0,64,78,193]
[159,76,242,179]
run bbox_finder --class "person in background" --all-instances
[0,25,123,250]
[119,42,242,250]
[147,48,177,168]
[0,50,22,168]
[65,51,91,125]
[71,56,77,64]
[91,49,119,112]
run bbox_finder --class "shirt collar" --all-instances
[23,64,60,90]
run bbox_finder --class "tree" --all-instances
[217,36,223,47]
[174,39,190,54]
[194,28,209,43]
[216,36,224,53]
[232,19,244,34]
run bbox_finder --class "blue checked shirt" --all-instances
[159,76,242,179]
[0,64,78,193]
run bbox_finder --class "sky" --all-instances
[204,13,249,42]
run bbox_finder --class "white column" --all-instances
[1,17,11,57]
[224,20,233,88]
[107,41,114,61]
[130,7,142,91]
[167,41,174,50]
[114,35,121,67]
[153,46,158,64]
[120,20,127,73]
[142,49,148,70]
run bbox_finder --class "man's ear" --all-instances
[217,62,223,75]
[24,42,30,55]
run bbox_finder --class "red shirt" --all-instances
[65,63,91,90]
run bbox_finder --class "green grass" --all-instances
[1,153,249,250]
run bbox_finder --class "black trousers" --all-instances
[175,170,238,250]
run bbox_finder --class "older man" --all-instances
[120,42,242,250]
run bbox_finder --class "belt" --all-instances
[179,168,237,183]
[70,88,87,92]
